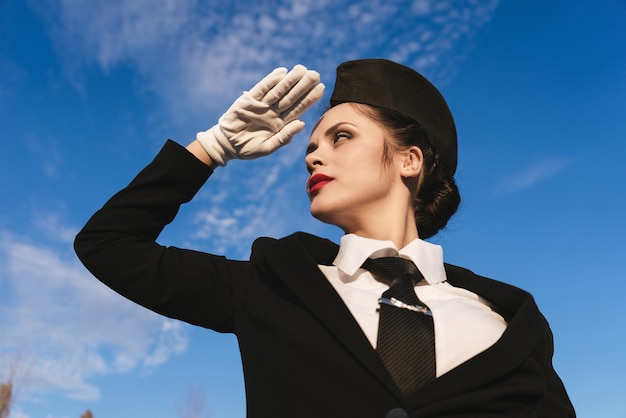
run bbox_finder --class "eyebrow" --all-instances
[324,122,357,137]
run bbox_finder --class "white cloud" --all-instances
[32,212,77,244]
[497,156,576,194]
[413,0,432,15]
[31,0,500,122]
[47,0,196,70]
[192,199,284,257]
[142,320,188,369]
[0,228,188,401]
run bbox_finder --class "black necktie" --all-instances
[362,257,436,396]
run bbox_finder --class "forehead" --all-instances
[314,103,359,126]
[310,103,373,138]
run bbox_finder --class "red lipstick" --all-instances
[308,174,333,194]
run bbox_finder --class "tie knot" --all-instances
[361,257,423,286]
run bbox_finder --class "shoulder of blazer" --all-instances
[443,263,538,323]
[251,232,339,265]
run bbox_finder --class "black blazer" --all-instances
[75,140,575,417]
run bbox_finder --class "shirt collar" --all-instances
[333,233,447,285]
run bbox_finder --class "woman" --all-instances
[75,59,575,417]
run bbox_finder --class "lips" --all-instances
[308,173,333,194]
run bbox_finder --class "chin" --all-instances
[310,204,334,225]
[309,205,349,231]
[309,206,328,223]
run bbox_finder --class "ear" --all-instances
[400,146,423,178]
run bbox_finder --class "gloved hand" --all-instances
[196,65,325,166]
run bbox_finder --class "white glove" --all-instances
[196,65,325,166]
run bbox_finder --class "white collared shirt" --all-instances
[319,234,507,377]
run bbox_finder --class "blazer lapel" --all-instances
[405,264,546,410]
[254,232,403,401]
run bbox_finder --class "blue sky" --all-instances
[1,0,625,417]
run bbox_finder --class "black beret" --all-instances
[330,59,457,177]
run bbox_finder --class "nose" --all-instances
[305,147,324,174]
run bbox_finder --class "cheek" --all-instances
[351,152,391,183]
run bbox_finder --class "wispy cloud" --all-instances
[496,156,575,194]
[0,226,188,401]
[32,212,77,243]
[33,0,499,120]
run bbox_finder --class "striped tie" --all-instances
[362,257,436,396]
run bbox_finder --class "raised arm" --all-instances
[74,66,324,332]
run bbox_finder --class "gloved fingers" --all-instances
[275,69,321,112]
[262,64,309,105]
[247,67,289,101]
[281,83,325,123]
[262,120,305,153]
[280,119,306,139]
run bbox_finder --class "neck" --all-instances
[346,209,419,250]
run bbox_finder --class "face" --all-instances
[305,103,407,232]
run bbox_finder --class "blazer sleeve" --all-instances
[535,324,577,417]
[74,140,247,333]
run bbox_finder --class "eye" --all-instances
[332,131,352,144]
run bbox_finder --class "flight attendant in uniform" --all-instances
[75,59,575,417]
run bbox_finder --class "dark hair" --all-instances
[354,104,461,239]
